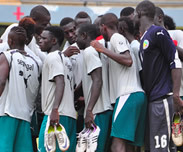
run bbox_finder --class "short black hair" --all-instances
[44,26,64,46]
[30,5,50,20]
[119,17,135,35]
[155,7,164,19]
[164,15,176,30]
[75,11,91,19]
[120,7,134,17]
[136,0,155,20]
[101,13,118,30]
[10,26,27,46]
[78,23,100,40]
[60,17,75,27]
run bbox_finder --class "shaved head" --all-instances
[101,13,118,30]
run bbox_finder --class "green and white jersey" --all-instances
[41,50,76,119]
[0,49,41,122]
[109,33,143,104]
[82,46,112,116]
[168,30,183,96]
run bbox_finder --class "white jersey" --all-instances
[82,46,112,116]
[130,40,142,72]
[0,49,41,122]
[63,41,70,51]
[41,50,76,119]
[109,33,143,104]
[63,42,83,88]
[168,30,183,96]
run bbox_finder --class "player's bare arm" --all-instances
[50,75,65,126]
[91,40,132,67]
[171,68,183,113]
[85,67,102,128]
[0,53,9,96]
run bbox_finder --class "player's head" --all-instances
[19,16,36,45]
[164,15,176,30]
[30,5,51,35]
[93,15,103,36]
[120,7,135,19]
[118,17,135,37]
[100,13,118,41]
[135,0,155,21]
[154,6,164,27]
[60,17,76,45]
[8,26,27,49]
[39,26,64,53]
[134,0,155,34]
[75,11,92,26]
[76,23,99,50]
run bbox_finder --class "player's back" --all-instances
[0,50,40,122]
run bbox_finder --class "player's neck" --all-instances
[48,45,60,53]
[125,33,135,44]
[140,19,154,36]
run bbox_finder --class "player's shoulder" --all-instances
[111,33,125,40]
[46,50,61,61]
[151,25,168,35]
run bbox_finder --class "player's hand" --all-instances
[173,95,183,114]
[90,40,105,53]
[63,46,80,57]
[75,96,85,111]
[50,108,59,126]
[85,110,96,129]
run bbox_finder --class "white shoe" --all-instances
[44,121,56,152]
[86,125,100,152]
[172,112,183,146]
[76,128,90,152]
[54,124,70,151]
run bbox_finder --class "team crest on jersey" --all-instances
[143,40,149,49]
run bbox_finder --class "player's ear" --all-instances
[52,37,57,45]
[102,24,107,31]
[82,32,87,40]
[8,37,13,48]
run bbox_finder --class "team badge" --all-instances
[143,40,149,49]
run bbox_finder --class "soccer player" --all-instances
[60,17,85,133]
[0,26,41,152]
[134,1,183,151]
[154,7,183,150]
[91,13,147,152]
[38,26,77,152]
[76,23,113,152]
